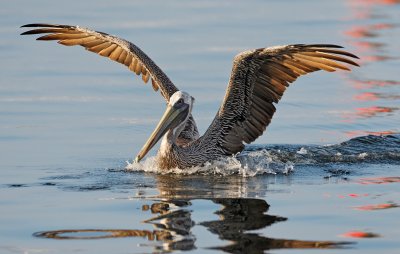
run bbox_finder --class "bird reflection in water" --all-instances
[201,198,351,253]
[34,175,353,253]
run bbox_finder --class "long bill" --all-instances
[135,104,187,163]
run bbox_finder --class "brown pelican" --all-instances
[21,23,359,170]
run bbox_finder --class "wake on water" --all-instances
[126,135,400,176]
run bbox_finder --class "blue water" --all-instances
[1,0,400,253]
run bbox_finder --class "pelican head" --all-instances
[135,91,194,163]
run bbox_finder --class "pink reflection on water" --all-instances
[351,79,400,89]
[356,106,398,117]
[353,92,400,101]
[345,0,400,20]
[344,24,394,38]
[339,106,398,122]
[351,0,400,6]
[354,203,399,210]
[343,22,395,64]
[337,193,370,198]
[349,41,385,53]
[353,92,379,101]
[360,55,394,63]
[340,231,380,238]
[345,130,399,138]
[340,0,400,137]
[358,176,400,184]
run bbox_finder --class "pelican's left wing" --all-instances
[201,44,359,154]
[20,23,177,101]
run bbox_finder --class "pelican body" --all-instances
[21,23,359,170]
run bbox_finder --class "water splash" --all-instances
[126,135,400,176]
[126,155,280,177]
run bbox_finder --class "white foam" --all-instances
[358,152,368,159]
[125,150,290,176]
[297,147,308,155]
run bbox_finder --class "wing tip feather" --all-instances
[21,23,70,28]
[298,43,360,60]
[306,44,344,49]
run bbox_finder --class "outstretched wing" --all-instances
[202,44,359,154]
[20,23,177,101]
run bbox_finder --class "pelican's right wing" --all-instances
[21,23,178,101]
[201,44,359,154]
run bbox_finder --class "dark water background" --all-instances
[1,0,399,253]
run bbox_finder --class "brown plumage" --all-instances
[203,44,359,156]
[21,23,359,169]
[20,23,174,97]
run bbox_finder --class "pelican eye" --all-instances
[176,98,184,105]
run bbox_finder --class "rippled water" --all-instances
[1,0,400,253]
